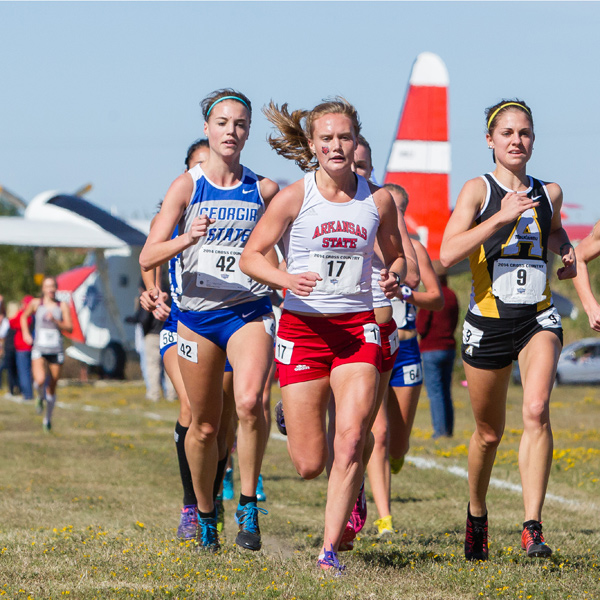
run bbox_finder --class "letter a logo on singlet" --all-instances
[501,210,543,258]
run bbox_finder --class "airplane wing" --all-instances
[0,191,147,249]
[0,217,132,249]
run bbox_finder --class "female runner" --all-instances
[240,98,406,572]
[370,183,443,536]
[21,277,72,431]
[338,144,420,548]
[140,89,279,552]
[440,99,576,560]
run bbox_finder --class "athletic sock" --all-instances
[213,452,229,501]
[45,395,56,422]
[174,421,197,506]
[198,508,215,519]
[239,494,257,507]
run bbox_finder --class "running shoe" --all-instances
[275,400,287,436]
[317,545,346,575]
[256,474,267,502]
[521,520,552,558]
[338,522,356,552]
[374,515,394,537]
[234,502,268,551]
[349,480,367,533]
[215,496,225,534]
[195,514,220,553]
[390,456,404,475]
[464,507,488,561]
[222,466,234,501]
[43,420,51,433]
[339,480,367,551]
[177,505,198,540]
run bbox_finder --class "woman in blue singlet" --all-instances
[140,89,279,553]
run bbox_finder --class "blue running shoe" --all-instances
[223,466,234,500]
[195,514,220,553]
[275,400,287,436]
[177,505,198,540]
[256,474,267,502]
[235,502,268,551]
[318,545,346,575]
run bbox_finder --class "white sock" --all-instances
[45,395,56,423]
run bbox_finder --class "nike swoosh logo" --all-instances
[242,311,256,319]
[531,195,542,201]
[242,189,253,194]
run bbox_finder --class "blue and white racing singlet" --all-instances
[178,165,271,312]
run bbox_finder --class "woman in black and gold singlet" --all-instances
[441,100,576,561]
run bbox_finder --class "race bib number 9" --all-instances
[307,251,364,295]
[197,246,252,290]
[275,337,294,365]
[177,337,198,363]
[536,306,562,329]
[492,259,547,305]
[159,329,177,350]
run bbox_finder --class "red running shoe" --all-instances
[521,520,552,557]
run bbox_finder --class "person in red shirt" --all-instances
[9,295,34,400]
[416,266,459,438]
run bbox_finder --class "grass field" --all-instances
[1,379,599,600]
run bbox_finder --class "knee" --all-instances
[293,455,326,480]
[371,419,388,449]
[234,392,263,423]
[333,428,364,467]
[474,426,503,451]
[188,421,218,445]
[523,397,551,429]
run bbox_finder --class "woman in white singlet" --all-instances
[21,277,72,431]
[240,98,406,573]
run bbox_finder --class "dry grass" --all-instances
[0,379,599,599]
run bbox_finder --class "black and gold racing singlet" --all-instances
[468,173,554,319]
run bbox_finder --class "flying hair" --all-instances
[263,97,361,172]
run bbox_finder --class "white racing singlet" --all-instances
[282,172,380,314]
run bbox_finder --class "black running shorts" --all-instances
[461,306,563,370]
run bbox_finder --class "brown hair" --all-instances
[263,97,361,172]
[485,99,533,136]
[200,89,252,124]
[383,183,409,213]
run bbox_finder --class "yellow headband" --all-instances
[487,102,531,130]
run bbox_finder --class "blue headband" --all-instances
[206,96,250,119]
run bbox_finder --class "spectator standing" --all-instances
[9,295,34,401]
[416,262,459,438]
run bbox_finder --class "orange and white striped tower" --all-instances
[383,52,451,260]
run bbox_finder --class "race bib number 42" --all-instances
[492,259,547,305]
[197,246,252,290]
[307,251,364,295]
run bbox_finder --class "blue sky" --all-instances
[1,1,599,225]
